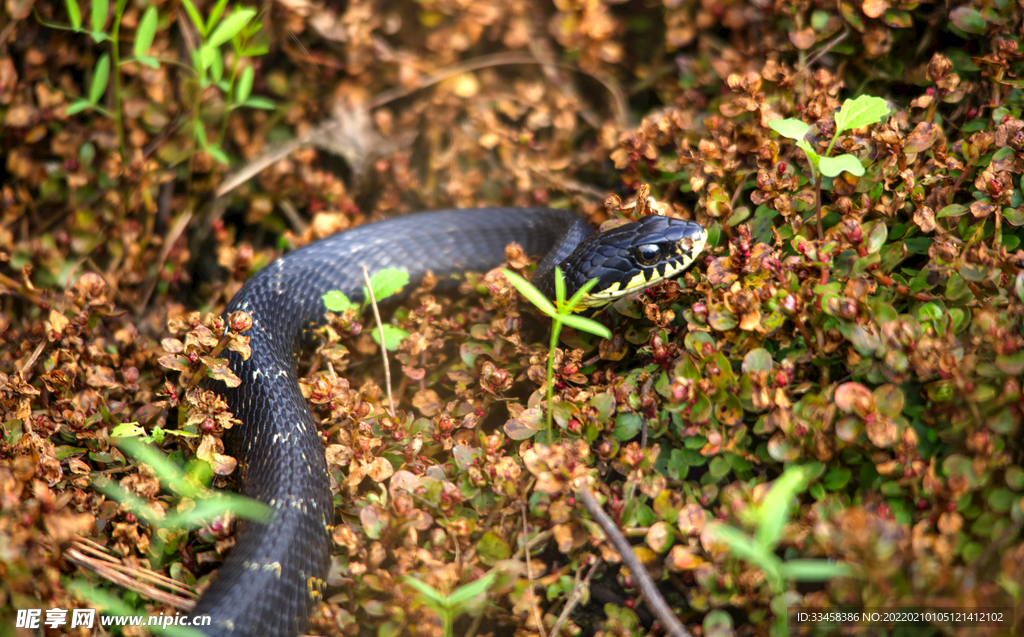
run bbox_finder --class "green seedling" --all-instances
[769,95,890,237]
[503,267,612,441]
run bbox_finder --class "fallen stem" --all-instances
[362,265,396,417]
[575,487,692,637]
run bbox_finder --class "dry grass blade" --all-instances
[66,540,199,610]
[362,265,395,417]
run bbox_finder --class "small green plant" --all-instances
[39,0,157,158]
[403,571,496,637]
[179,0,273,164]
[503,267,612,441]
[43,0,273,165]
[769,94,890,237]
[96,437,270,564]
[705,466,852,637]
[322,267,413,351]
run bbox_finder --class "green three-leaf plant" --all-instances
[769,95,890,179]
[503,267,612,442]
[322,267,413,351]
[706,466,852,637]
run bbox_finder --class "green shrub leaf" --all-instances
[89,54,110,104]
[235,65,254,104]
[90,0,108,34]
[133,6,158,59]
[371,324,410,351]
[834,95,890,132]
[503,269,557,317]
[180,0,207,37]
[818,153,865,177]
[768,118,810,140]
[208,8,257,48]
[66,0,82,29]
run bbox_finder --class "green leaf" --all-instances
[937,203,968,218]
[206,144,229,165]
[133,6,158,59]
[208,8,256,48]
[240,96,275,110]
[323,290,358,313]
[614,412,643,441]
[180,0,207,37]
[503,269,557,317]
[476,532,510,566]
[554,265,567,306]
[795,139,820,170]
[371,324,410,351]
[403,577,447,606]
[949,6,987,34]
[209,46,224,83]
[115,438,184,484]
[865,220,887,254]
[707,522,783,582]
[235,65,254,104]
[161,492,271,527]
[136,55,160,69]
[447,572,496,607]
[67,0,82,29]
[558,314,612,339]
[206,0,231,34]
[66,99,92,115]
[367,268,410,302]
[565,275,600,313]
[834,95,890,133]
[90,0,108,34]
[110,422,146,438]
[779,559,852,581]
[818,153,865,177]
[756,467,808,549]
[193,119,209,147]
[89,54,110,104]
[768,118,810,140]
[197,44,217,74]
[823,468,851,491]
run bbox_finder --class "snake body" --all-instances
[193,208,706,636]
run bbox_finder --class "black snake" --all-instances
[192,208,707,636]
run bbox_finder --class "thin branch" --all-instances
[575,487,692,637]
[362,266,395,417]
[548,557,601,637]
[803,30,850,69]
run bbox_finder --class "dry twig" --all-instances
[362,265,395,417]
[575,487,692,637]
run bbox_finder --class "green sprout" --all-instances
[96,437,270,565]
[769,94,890,237]
[705,466,852,637]
[402,571,496,637]
[43,0,274,166]
[503,267,612,441]
[322,267,412,351]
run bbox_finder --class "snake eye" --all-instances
[636,243,662,266]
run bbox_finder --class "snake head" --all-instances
[562,215,708,310]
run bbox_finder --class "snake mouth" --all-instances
[566,216,708,309]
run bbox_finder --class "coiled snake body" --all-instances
[193,208,707,636]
